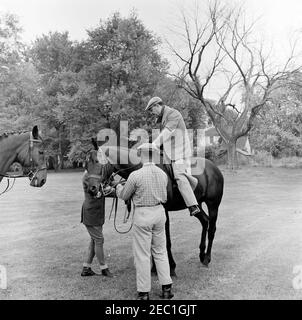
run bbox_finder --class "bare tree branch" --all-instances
[168,0,302,168]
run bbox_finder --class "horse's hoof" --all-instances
[201,256,211,267]
[199,253,205,263]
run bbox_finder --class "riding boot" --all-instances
[189,205,201,216]
[189,205,209,222]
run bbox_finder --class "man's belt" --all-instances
[136,203,163,208]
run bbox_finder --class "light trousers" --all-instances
[133,205,172,292]
[172,158,198,207]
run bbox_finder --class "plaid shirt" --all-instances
[116,163,168,207]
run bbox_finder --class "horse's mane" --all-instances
[101,145,140,163]
[100,145,141,178]
[101,162,115,179]
[0,130,29,142]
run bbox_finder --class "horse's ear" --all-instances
[32,125,39,139]
[91,138,98,150]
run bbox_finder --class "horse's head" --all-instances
[17,126,47,187]
[84,138,113,197]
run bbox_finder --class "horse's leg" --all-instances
[164,209,177,276]
[203,204,218,266]
[194,204,209,266]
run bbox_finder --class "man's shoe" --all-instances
[81,267,95,277]
[189,205,210,222]
[101,268,113,277]
[137,292,149,300]
[160,285,174,299]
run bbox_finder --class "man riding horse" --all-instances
[146,96,209,222]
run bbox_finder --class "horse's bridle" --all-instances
[26,133,47,183]
[98,164,141,196]
[86,156,141,234]
[0,133,47,194]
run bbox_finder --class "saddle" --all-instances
[156,145,198,190]
[114,164,200,213]
[161,163,199,191]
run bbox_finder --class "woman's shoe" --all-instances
[81,267,96,276]
[101,268,113,277]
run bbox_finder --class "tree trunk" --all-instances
[58,127,64,170]
[226,141,238,170]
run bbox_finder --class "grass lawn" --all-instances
[0,166,302,300]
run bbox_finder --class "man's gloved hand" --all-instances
[103,185,114,194]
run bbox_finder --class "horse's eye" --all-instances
[39,151,44,155]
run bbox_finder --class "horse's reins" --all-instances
[87,162,141,234]
[86,176,134,234]
[98,174,134,234]
[0,178,16,196]
[98,162,140,197]
[0,134,46,195]
[108,196,135,235]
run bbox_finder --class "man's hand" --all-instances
[152,127,173,148]
[103,185,114,194]
[151,142,160,151]
[115,183,124,194]
[110,180,126,187]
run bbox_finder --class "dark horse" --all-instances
[0,126,47,189]
[85,138,224,274]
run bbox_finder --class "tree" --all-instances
[30,31,75,76]
[0,13,41,134]
[169,0,302,168]
[30,32,79,169]
[84,11,167,133]
[0,61,42,132]
[28,13,169,165]
[0,12,23,67]
[250,75,302,157]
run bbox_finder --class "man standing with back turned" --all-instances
[146,96,209,221]
[116,143,173,300]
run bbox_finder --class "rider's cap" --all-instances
[145,97,162,111]
[137,143,159,153]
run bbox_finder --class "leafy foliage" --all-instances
[1,8,301,169]
[250,83,302,157]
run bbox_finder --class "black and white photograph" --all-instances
[0,0,302,306]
